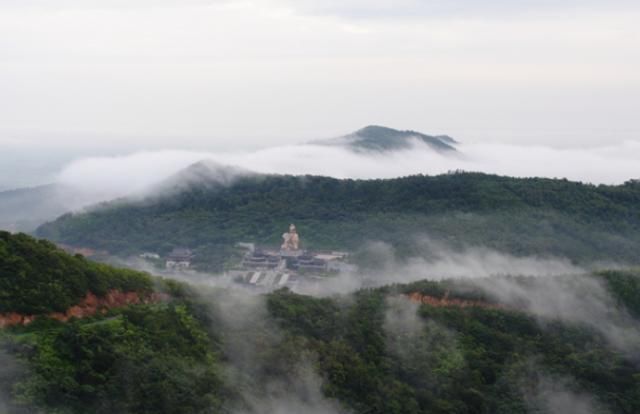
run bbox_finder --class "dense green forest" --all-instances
[0,233,223,413]
[0,304,225,414]
[1,233,640,413]
[36,171,640,271]
[265,273,640,414]
[0,231,152,314]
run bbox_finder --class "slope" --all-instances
[36,170,640,270]
[1,232,639,413]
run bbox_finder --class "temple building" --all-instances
[230,224,352,287]
[166,248,194,270]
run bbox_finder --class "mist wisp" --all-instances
[116,237,639,413]
[166,239,637,355]
[512,360,610,414]
[469,274,640,356]
[205,289,351,414]
[0,349,29,413]
[294,240,584,297]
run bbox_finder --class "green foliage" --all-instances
[8,304,223,414]
[2,273,639,414]
[597,269,640,318]
[265,286,640,414]
[1,241,226,413]
[2,235,639,413]
[36,173,640,271]
[0,232,153,314]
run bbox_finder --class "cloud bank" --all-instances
[53,138,640,212]
[2,0,639,149]
[276,0,639,19]
[5,0,637,17]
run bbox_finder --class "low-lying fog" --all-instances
[123,239,639,358]
[48,138,640,210]
[2,134,639,232]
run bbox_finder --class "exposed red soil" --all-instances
[405,291,504,310]
[0,290,171,328]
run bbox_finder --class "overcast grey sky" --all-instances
[1,0,639,154]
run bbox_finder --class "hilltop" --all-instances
[317,125,458,152]
[0,126,457,233]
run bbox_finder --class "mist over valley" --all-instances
[2,131,639,411]
[2,0,640,411]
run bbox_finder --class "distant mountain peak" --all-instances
[319,125,458,153]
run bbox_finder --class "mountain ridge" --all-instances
[36,172,640,270]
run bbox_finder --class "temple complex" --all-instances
[229,223,352,287]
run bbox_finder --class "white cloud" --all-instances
[275,0,639,20]
[4,0,637,16]
[54,138,640,210]
[0,0,638,147]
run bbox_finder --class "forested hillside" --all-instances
[1,233,639,413]
[37,171,640,270]
[0,232,224,413]
[0,231,152,315]
[264,271,640,414]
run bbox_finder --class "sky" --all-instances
[1,0,639,188]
